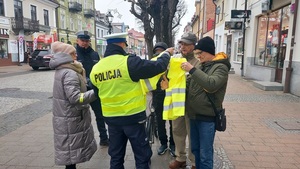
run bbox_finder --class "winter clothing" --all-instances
[186,51,231,169]
[76,45,100,81]
[50,52,97,166]
[171,52,198,166]
[76,44,109,143]
[51,41,76,54]
[91,54,146,117]
[186,52,231,120]
[194,36,215,56]
[93,43,170,125]
[153,42,168,53]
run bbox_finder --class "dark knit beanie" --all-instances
[153,42,168,53]
[194,36,215,55]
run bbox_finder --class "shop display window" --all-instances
[254,5,290,68]
[0,39,8,59]
[234,33,243,62]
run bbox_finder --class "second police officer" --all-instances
[76,31,109,146]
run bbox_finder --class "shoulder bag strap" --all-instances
[205,92,219,116]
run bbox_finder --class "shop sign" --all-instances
[19,35,24,62]
[225,21,243,30]
[0,28,9,38]
[231,10,251,18]
[97,39,103,45]
[8,40,18,53]
[0,17,9,25]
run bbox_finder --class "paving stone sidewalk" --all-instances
[0,65,300,169]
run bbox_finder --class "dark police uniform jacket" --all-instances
[76,45,100,85]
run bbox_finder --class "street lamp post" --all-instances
[106,11,114,34]
[66,27,71,44]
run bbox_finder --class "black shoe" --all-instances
[157,144,168,155]
[100,139,109,146]
[169,145,176,157]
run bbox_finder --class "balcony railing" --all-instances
[84,9,94,18]
[69,2,82,12]
[39,24,51,32]
[11,17,39,32]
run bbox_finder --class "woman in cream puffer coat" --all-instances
[49,42,97,169]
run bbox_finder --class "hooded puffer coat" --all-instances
[49,52,97,165]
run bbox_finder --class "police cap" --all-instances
[76,31,92,40]
[103,32,128,44]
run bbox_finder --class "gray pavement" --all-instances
[0,64,300,169]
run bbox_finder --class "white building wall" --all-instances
[282,0,300,96]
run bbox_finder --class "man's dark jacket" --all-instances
[76,45,99,79]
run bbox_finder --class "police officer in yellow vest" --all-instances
[90,32,174,169]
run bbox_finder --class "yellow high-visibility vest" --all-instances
[163,57,187,120]
[90,54,146,117]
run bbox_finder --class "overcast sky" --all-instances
[95,0,195,40]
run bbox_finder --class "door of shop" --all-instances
[275,28,288,83]
[275,44,286,83]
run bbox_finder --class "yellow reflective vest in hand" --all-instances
[163,57,187,120]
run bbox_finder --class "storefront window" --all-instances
[0,39,8,59]
[255,16,268,66]
[234,33,243,62]
[255,5,290,68]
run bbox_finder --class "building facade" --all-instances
[244,0,299,96]
[191,0,215,40]
[57,0,95,48]
[95,11,109,58]
[128,28,145,58]
[189,0,299,96]
[0,0,58,66]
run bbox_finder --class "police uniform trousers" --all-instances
[108,123,152,169]
[89,98,108,142]
[172,112,195,165]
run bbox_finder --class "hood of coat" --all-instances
[49,52,73,69]
[208,52,231,71]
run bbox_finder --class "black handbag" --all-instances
[205,92,226,132]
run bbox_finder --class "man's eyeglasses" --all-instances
[194,51,203,56]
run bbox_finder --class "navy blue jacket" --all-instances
[96,43,170,126]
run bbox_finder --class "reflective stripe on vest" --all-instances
[79,93,84,103]
[163,58,187,120]
[90,54,146,117]
[140,53,165,95]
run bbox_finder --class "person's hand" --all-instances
[160,74,169,90]
[165,47,175,56]
[181,62,193,72]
